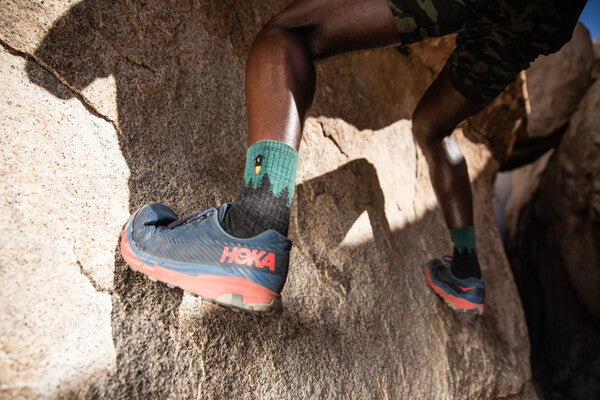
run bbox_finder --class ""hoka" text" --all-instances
[220,247,276,271]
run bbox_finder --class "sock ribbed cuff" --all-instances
[243,140,298,206]
[450,226,476,252]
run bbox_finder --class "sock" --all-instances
[449,226,481,279]
[221,140,298,238]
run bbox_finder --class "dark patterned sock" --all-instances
[222,140,298,238]
[449,226,482,279]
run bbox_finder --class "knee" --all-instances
[412,110,441,152]
[255,11,328,60]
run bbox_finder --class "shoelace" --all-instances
[443,254,454,268]
[166,207,218,229]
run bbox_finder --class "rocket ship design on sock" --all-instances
[255,154,264,175]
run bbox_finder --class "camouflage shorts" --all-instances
[386,0,586,105]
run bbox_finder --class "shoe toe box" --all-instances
[131,203,178,245]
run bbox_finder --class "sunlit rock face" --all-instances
[1,1,533,398]
[525,23,594,140]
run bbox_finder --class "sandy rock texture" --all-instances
[508,79,600,400]
[1,1,533,399]
[0,45,124,399]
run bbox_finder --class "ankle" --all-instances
[449,226,481,279]
[221,140,297,238]
[450,246,481,279]
[222,200,290,238]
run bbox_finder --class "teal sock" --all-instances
[449,226,481,279]
[222,140,298,238]
[450,226,476,252]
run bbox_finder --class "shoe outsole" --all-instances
[121,231,283,318]
[424,266,484,314]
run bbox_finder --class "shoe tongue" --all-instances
[217,203,231,223]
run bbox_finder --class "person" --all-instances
[120,0,587,317]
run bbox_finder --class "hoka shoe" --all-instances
[424,258,484,314]
[120,203,291,317]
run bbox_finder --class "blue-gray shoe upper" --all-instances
[427,259,484,304]
[127,203,291,293]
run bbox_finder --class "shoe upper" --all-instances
[427,259,484,304]
[128,203,292,293]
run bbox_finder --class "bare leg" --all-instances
[245,0,401,150]
[411,68,483,229]
[414,68,486,311]
[246,0,482,230]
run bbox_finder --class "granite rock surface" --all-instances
[525,23,594,140]
[1,1,533,398]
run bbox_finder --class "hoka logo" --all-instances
[220,246,275,271]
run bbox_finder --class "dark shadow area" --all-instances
[499,122,568,171]
[26,1,528,398]
[507,163,600,399]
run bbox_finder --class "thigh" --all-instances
[269,0,479,59]
[270,0,401,59]
[412,66,482,141]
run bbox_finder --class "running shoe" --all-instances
[120,203,291,317]
[424,258,484,314]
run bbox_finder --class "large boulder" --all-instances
[464,74,528,165]
[525,23,594,139]
[508,80,600,399]
[593,36,600,80]
[490,25,595,252]
[0,1,533,398]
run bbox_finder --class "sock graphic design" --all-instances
[222,140,298,238]
[449,226,481,279]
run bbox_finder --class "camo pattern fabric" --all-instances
[386,0,587,105]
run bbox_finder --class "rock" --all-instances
[463,73,528,165]
[593,37,600,80]
[0,42,122,399]
[464,24,595,168]
[1,1,533,398]
[405,35,456,76]
[508,80,600,399]
[502,150,554,241]
[525,23,594,139]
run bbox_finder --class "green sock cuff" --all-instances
[243,140,299,206]
[450,226,476,252]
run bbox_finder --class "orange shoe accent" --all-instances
[425,267,483,313]
[120,231,281,304]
